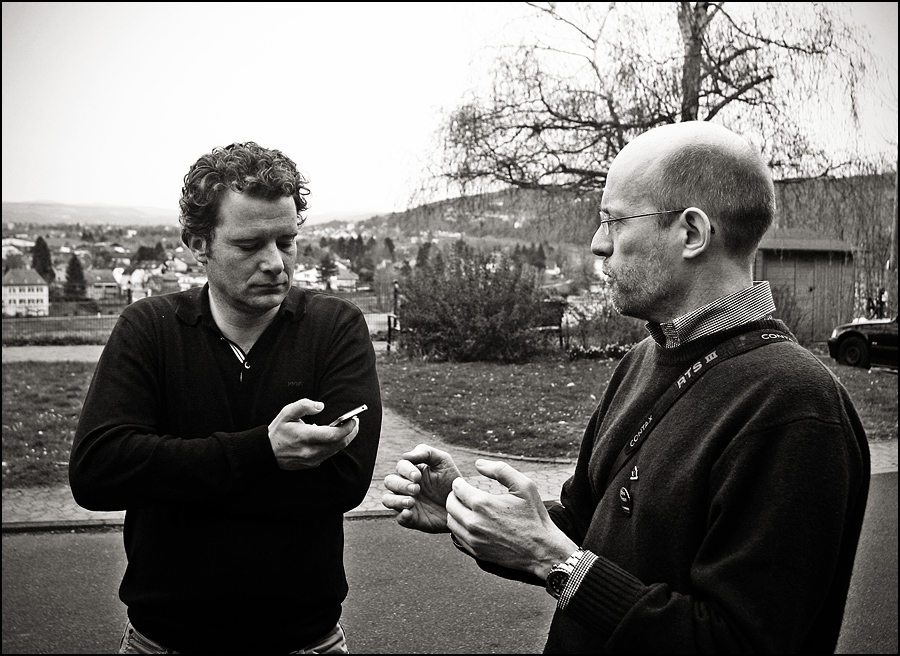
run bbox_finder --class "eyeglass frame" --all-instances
[597,208,714,236]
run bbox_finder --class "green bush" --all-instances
[563,287,647,355]
[398,248,546,362]
[567,342,636,361]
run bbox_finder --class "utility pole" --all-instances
[888,164,898,318]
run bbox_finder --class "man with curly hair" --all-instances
[70,142,382,653]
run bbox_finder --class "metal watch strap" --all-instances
[558,549,598,610]
[547,548,585,599]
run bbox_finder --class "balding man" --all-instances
[383,121,870,653]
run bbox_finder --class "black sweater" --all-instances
[544,319,870,653]
[480,319,869,653]
[69,285,382,653]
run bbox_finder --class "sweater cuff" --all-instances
[218,425,278,478]
[563,553,648,635]
[558,549,598,610]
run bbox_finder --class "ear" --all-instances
[678,207,713,260]
[187,235,210,264]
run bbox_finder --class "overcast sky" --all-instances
[2,2,897,222]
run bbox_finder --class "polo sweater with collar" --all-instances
[70,284,382,653]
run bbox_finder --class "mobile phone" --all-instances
[328,404,368,427]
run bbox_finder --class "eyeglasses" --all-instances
[597,208,688,235]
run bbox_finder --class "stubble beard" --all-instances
[607,245,670,321]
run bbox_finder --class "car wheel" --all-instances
[837,336,870,368]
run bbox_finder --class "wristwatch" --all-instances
[546,548,586,599]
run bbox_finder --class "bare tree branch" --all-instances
[715,4,832,55]
[433,2,880,196]
[704,72,775,120]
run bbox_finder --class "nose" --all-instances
[591,226,612,258]
[259,242,285,276]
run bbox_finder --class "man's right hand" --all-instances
[268,399,359,470]
[382,443,462,533]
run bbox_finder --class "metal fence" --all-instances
[2,283,399,346]
[2,314,121,345]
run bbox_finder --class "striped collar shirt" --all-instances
[646,281,776,348]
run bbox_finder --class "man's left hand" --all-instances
[445,459,578,580]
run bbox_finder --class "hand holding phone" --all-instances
[328,404,368,427]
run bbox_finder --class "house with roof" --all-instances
[2,244,25,260]
[85,269,122,301]
[2,268,49,316]
[118,267,151,301]
[291,261,360,291]
[333,262,360,291]
[175,272,208,291]
[1,237,35,256]
[293,265,321,289]
[146,271,181,297]
[773,173,895,321]
[752,228,855,343]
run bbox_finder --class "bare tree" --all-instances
[433,2,877,197]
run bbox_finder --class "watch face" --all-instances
[547,569,568,597]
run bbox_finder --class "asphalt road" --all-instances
[3,473,896,654]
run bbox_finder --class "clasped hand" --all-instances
[382,444,577,578]
[268,399,359,470]
[382,443,462,533]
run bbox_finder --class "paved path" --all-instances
[1,344,575,530]
[1,406,578,528]
[2,345,896,530]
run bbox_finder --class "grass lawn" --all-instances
[2,361,97,489]
[377,353,898,457]
[377,353,617,460]
[2,354,897,489]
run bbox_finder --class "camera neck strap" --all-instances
[606,329,795,486]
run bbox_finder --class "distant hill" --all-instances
[1,201,382,228]
[2,202,179,227]
[305,210,382,225]
[1,192,599,246]
[348,188,602,247]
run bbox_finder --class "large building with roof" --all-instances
[2,268,49,316]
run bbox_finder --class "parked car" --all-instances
[827,316,898,369]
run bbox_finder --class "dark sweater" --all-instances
[543,319,870,653]
[69,285,382,653]
[481,319,869,653]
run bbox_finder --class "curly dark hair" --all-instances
[179,142,310,247]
